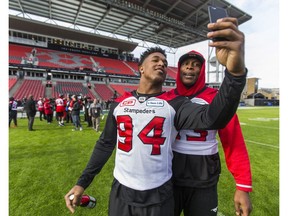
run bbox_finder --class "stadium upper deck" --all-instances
[9,0,252,50]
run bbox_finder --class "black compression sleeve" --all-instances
[76,102,118,189]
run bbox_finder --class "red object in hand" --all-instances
[69,194,96,208]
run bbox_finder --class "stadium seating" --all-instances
[52,81,95,99]
[167,67,177,79]
[9,44,97,69]
[9,44,33,64]
[9,44,176,102]
[91,57,136,76]
[9,77,18,90]
[110,83,138,96]
[123,61,139,74]
[13,79,45,100]
[10,44,138,76]
[93,83,115,101]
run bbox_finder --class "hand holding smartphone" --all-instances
[208,6,228,41]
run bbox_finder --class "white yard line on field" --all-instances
[245,140,279,149]
[240,122,278,130]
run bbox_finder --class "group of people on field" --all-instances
[9,94,104,132]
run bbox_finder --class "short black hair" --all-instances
[138,47,166,67]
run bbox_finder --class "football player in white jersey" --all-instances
[55,94,66,126]
[65,17,248,215]
[172,50,252,216]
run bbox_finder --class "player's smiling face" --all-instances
[180,58,202,87]
[139,52,168,83]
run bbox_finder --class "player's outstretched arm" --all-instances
[207,17,246,76]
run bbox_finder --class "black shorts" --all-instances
[108,178,174,216]
[56,112,64,118]
[173,184,218,216]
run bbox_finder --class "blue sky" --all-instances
[216,0,279,89]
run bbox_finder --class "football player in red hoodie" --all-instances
[172,50,252,216]
[44,98,53,124]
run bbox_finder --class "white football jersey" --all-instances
[172,97,218,155]
[113,95,177,190]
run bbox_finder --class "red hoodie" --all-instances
[173,50,252,192]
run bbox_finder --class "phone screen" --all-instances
[208,6,228,41]
[208,6,228,23]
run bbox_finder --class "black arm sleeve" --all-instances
[175,69,247,130]
[76,102,118,189]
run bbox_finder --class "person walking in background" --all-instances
[85,97,93,127]
[65,95,73,124]
[62,97,67,123]
[9,96,18,128]
[70,95,83,131]
[172,50,252,216]
[44,98,53,124]
[64,17,248,216]
[37,97,45,121]
[112,90,118,101]
[21,96,27,119]
[89,98,103,132]
[83,96,89,123]
[25,94,37,131]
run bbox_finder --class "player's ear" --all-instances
[139,66,144,74]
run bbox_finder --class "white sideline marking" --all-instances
[246,140,279,149]
[240,122,278,130]
[248,117,279,121]
[238,107,278,109]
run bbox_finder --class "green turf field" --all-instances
[217,107,279,216]
[9,107,279,216]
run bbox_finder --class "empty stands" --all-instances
[52,81,94,99]
[9,44,32,64]
[9,44,93,69]
[9,44,137,76]
[123,61,139,74]
[9,43,177,102]
[91,56,135,76]
[13,79,45,100]
[167,67,177,79]
[94,83,115,101]
[110,83,138,96]
[9,77,18,90]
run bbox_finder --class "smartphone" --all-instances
[208,6,228,41]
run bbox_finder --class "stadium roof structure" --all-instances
[9,0,252,52]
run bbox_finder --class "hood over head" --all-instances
[176,50,206,96]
